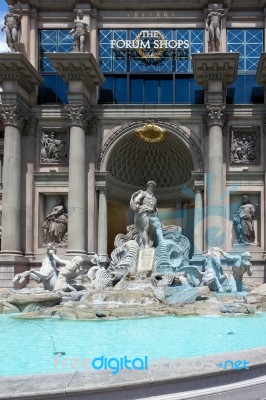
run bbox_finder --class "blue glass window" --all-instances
[38,30,73,104]
[227,29,263,72]
[226,29,264,103]
[98,74,203,105]
[227,75,264,104]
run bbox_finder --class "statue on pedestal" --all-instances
[233,194,256,244]
[130,180,157,249]
[205,3,225,52]
[1,2,22,52]
[70,10,89,52]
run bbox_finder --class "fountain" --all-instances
[5,180,263,319]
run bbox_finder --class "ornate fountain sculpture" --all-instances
[12,181,253,300]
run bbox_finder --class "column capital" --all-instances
[97,186,109,195]
[206,104,225,128]
[0,104,29,130]
[65,104,91,129]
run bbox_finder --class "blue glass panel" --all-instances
[175,77,189,103]
[227,29,244,44]
[144,79,159,103]
[190,78,204,104]
[40,30,56,45]
[40,54,56,72]
[160,77,173,103]
[99,76,114,103]
[56,75,68,103]
[131,78,143,103]
[58,30,73,45]
[114,76,127,103]
[176,59,189,73]
[246,75,264,103]
[227,75,245,104]
[38,75,57,104]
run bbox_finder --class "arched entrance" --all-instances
[97,120,204,256]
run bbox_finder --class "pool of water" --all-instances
[1,313,266,376]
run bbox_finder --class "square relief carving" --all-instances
[40,129,69,164]
[230,126,260,165]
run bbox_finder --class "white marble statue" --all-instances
[69,10,89,52]
[12,244,59,290]
[2,2,22,52]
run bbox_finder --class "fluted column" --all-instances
[206,104,225,247]
[65,104,88,254]
[194,188,203,255]
[97,187,108,255]
[0,105,28,253]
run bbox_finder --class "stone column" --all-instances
[46,53,105,257]
[0,105,27,254]
[97,187,108,255]
[193,188,203,255]
[193,53,238,249]
[65,104,87,255]
[175,198,183,227]
[206,105,225,247]
[182,201,189,238]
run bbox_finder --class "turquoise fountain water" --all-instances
[1,313,266,376]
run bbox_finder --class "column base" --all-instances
[66,250,88,256]
[0,251,23,256]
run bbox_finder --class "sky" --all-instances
[0,0,10,52]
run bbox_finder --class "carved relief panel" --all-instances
[230,126,260,165]
[40,129,69,164]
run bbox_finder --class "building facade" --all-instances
[0,0,266,288]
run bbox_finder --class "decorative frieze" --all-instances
[206,104,225,128]
[230,126,260,165]
[0,104,28,130]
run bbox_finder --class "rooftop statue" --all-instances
[205,3,226,52]
[69,10,90,52]
[1,1,22,52]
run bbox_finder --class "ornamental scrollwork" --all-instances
[0,104,28,130]
[206,104,225,128]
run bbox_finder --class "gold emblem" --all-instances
[134,30,166,59]
[135,122,166,142]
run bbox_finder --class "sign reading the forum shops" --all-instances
[110,30,189,62]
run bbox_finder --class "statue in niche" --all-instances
[130,180,157,249]
[233,194,256,244]
[69,10,89,52]
[42,196,68,246]
[205,3,225,52]
[1,2,22,52]
[231,132,258,164]
[40,131,68,163]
